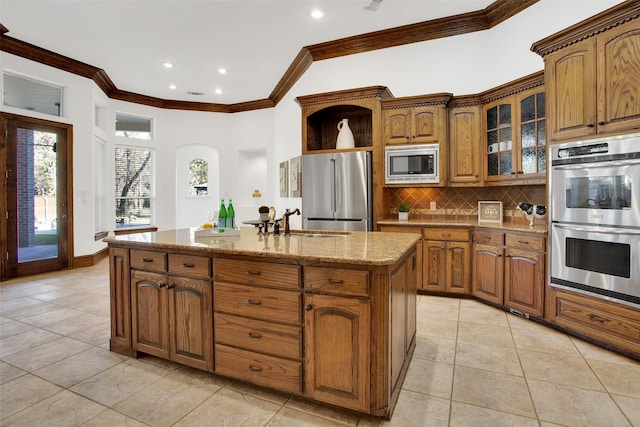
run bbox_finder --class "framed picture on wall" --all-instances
[289,156,302,198]
[279,160,289,197]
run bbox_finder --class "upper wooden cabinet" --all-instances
[532,3,640,142]
[480,72,546,185]
[448,96,482,186]
[295,86,392,154]
[381,94,451,146]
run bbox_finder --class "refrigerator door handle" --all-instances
[330,157,337,214]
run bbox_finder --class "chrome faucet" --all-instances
[283,208,300,236]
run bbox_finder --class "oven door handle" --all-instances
[552,158,640,170]
[554,223,640,235]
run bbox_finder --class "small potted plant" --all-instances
[398,202,411,221]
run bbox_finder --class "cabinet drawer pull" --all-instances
[246,299,262,305]
[167,284,176,290]
[442,233,451,237]
[158,283,166,288]
[587,123,595,128]
[325,279,344,285]
[245,270,261,276]
[305,304,313,311]
[141,258,154,263]
[181,263,195,268]
[588,314,609,323]
[598,121,605,126]
[518,240,529,245]
[248,365,263,372]
[247,332,262,339]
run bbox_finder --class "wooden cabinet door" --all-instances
[472,243,504,305]
[411,106,440,144]
[423,241,446,292]
[483,99,516,181]
[304,294,370,412]
[383,109,410,145]
[449,106,481,185]
[110,248,132,354]
[131,270,170,359]
[597,22,640,135]
[447,241,471,294]
[169,276,213,372]
[504,248,544,317]
[515,89,547,179]
[546,38,597,141]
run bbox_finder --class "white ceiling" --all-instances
[0,0,496,105]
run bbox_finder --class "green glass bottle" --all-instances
[227,198,235,228]
[218,198,227,229]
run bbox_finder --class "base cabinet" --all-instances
[423,228,471,294]
[304,293,371,412]
[504,233,545,317]
[473,230,546,318]
[472,242,504,305]
[547,287,640,356]
[131,268,214,371]
[110,244,417,418]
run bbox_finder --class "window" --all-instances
[115,112,153,140]
[3,73,62,116]
[94,137,107,239]
[189,158,208,196]
[115,146,153,228]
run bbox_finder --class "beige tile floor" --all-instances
[1,260,639,426]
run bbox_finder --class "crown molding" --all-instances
[0,0,538,113]
[531,0,640,57]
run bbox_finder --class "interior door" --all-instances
[2,114,72,279]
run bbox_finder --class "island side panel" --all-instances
[370,245,417,418]
[109,247,134,356]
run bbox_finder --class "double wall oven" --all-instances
[550,133,640,306]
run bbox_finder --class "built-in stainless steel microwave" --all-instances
[385,144,439,184]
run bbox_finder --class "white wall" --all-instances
[1,0,621,256]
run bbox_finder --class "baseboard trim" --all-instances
[73,247,109,268]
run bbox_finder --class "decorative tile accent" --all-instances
[387,185,546,224]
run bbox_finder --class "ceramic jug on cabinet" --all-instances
[336,119,355,149]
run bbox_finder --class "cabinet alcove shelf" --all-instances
[305,105,373,151]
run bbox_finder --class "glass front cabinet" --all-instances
[482,81,546,185]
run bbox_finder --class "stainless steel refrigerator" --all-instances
[302,151,372,231]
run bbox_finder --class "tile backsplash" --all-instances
[386,185,547,225]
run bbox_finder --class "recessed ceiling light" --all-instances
[169,85,176,90]
[163,62,174,68]
[214,88,222,95]
[311,9,324,19]
[218,68,227,74]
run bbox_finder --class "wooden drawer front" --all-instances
[215,313,301,359]
[214,258,300,290]
[215,344,302,394]
[423,228,470,242]
[473,229,504,245]
[131,250,167,273]
[214,283,301,324]
[169,254,211,279]
[555,296,640,344]
[304,267,369,297]
[379,225,423,234]
[506,233,545,251]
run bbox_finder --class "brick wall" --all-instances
[17,129,35,247]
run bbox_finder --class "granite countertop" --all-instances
[377,218,548,234]
[104,227,420,265]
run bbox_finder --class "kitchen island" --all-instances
[105,227,419,418]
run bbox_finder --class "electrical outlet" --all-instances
[430,201,436,211]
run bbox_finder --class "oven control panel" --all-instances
[557,143,608,159]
